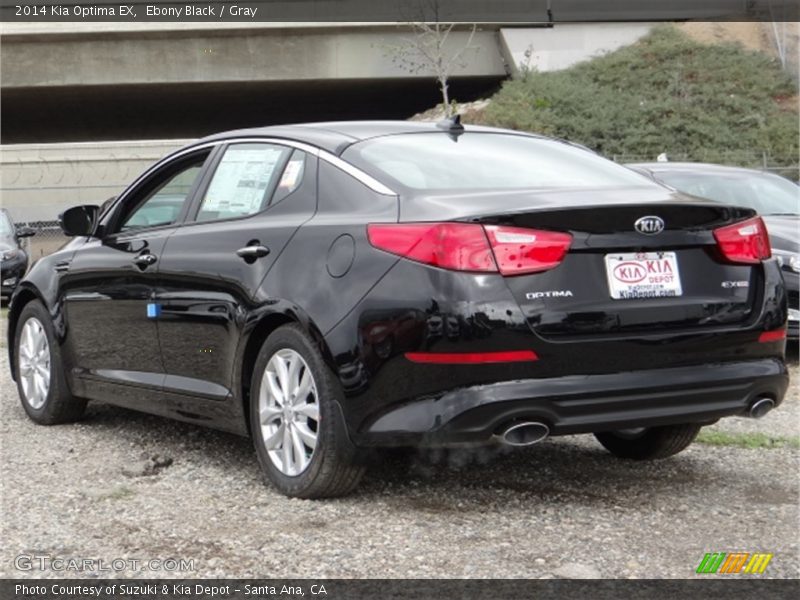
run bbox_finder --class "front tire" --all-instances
[14,300,86,424]
[594,423,701,460]
[250,324,366,498]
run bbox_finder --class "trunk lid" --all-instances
[402,187,759,337]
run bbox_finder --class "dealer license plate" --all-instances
[605,252,683,300]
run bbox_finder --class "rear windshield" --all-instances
[343,132,655,191]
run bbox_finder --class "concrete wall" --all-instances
[499,23,655,76]
[0,140,190,222]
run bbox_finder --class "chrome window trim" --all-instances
[115,137,397,207]
[317,150,397,196]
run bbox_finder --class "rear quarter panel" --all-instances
[260,160,400,340]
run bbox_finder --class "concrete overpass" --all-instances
[1,22,508,143]
[1,20,659,224]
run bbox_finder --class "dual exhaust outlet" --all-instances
[496,396,774,446]
[497,421,550,447]
[748,397,775,419]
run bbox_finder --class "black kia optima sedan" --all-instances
[7,121,789,498]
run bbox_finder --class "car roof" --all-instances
[192,120,537,156]
[627,162,771,177]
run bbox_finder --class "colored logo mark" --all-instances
[696,552,773,574]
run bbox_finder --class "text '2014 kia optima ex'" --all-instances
[7,121,789,498]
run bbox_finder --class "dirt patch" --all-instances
[679,22,771,53]
[679,21,799,81]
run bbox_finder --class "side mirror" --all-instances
[59,205,99,237]
[15,226,36,238]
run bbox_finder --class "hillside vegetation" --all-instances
[482,26,798,172]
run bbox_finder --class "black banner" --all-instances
[1,0,798,23]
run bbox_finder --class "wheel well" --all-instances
[239,313,337,434]
[6,288,40,378]
[240,313,295,432]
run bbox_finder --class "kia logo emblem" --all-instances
[634,216,665,235]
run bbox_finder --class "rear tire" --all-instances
[14,300,86,424]
[249,324,366,498]
[594,423,701,460]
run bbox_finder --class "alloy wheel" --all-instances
[258,349,320,476]
[18,317,51,410]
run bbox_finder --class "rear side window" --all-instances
[343,133,656,191]
[195,143,292,222]
[271,150,306,206]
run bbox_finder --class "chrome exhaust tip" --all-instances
[748,397,775,419]
[499,421,550,447]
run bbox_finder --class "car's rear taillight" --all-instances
[484,225,572,275]
[367,223,571,275]
[713,216,771,264]
[366,223,497,272]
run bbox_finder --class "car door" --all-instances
[61,148,214,401]
[154,141,317,402]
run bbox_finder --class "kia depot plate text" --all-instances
[605,252,683,299]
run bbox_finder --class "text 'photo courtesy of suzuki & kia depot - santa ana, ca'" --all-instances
[7,120,789,498]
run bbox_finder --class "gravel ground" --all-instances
[1,320,797,579]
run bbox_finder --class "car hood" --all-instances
[762,216,799,253]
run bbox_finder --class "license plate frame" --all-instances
[604,251,683,300]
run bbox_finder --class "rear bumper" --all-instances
[357,359,789,446]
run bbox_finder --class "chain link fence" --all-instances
[15,221,68,261]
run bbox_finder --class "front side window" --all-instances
[343,133,656,191]
[120,157,206,232]
[195,143,293,222]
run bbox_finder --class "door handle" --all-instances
[236,245,270,260]
[133,253,158,268]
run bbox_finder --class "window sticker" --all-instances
[201,146,284,216]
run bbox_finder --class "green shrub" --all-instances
[484,26,798,170]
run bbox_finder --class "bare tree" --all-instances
[384,0,480,117]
